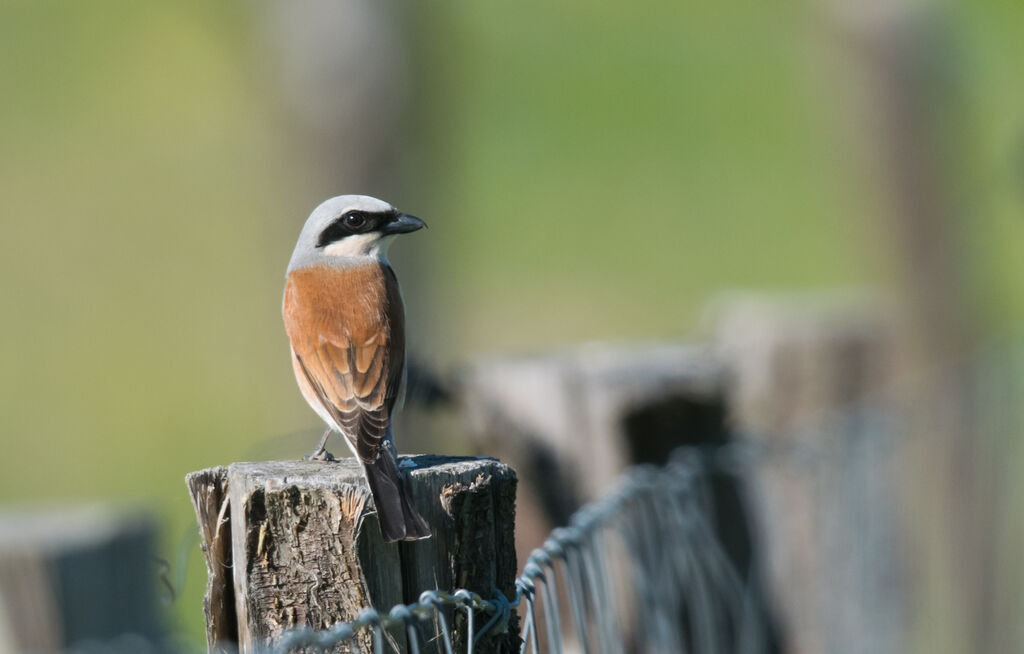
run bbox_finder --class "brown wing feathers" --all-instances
[284,263,405,464]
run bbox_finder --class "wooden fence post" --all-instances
[186,455,518,654]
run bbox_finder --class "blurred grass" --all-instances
[404,0,880,356]
[1,0,1023,645]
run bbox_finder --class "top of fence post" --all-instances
[186,455,519,654]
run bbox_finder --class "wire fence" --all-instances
[266,444,774,654]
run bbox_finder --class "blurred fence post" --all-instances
[259,0,409,194]
[186,456,518,654]
[462,344,726,527]
[460,343,781,652]
[0,507,162,653]
[836,4,988,652]
[713,293,901,654]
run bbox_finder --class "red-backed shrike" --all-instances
[283,195,430,542]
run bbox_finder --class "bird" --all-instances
[282,194,431,542]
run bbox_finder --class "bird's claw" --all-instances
[305,448,336,462]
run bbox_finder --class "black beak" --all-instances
[383,213,427,235]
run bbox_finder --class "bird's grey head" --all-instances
[287,195,426,272]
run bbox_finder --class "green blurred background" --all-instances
[1,0,1022,645]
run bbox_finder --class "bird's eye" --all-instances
[344,212,367,229]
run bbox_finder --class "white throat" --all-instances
[321,233,394,262]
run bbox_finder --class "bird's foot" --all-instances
[305,447,336,462]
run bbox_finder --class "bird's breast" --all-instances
[283,263,401,345]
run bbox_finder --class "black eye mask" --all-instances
[316,210,396,248]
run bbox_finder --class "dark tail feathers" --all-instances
[363,452,431,542]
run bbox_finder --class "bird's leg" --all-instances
[306,428,336,461]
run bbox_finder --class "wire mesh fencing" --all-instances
[267,445,775,654]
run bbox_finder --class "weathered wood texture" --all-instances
[0,506,162,653]
[187,455,518,654]
[185,467,235,653]
[226,458,398,654]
